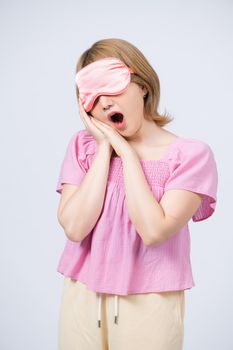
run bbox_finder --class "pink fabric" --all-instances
[75,57,134,112]
[55,130,218,295]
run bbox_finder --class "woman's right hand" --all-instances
[78,97,113,150]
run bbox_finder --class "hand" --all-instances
[78,97,113,150]
[91,118,135,158]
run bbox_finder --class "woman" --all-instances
[56,38,218,350]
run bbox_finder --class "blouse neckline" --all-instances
[110,136,184,164]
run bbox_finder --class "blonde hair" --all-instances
[75,38,174,127]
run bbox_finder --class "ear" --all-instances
[140,85,148,96]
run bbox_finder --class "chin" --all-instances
[122,130,136,140]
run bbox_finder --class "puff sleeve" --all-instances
[164,139,218,222]
[55,130,97,194]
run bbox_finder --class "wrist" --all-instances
[121,147,138,162]
[98,142,113,155]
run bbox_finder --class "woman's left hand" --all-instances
[91,118,134,158]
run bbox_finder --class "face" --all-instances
[88,82,147,138]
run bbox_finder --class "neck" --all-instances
[125,118,163,147]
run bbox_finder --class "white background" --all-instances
[0,0,232,349]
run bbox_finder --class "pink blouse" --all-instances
[55,129,218,295]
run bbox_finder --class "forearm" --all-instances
[61,143,112,242]
[121,151,166,246]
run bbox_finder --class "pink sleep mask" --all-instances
[75,57,134,112]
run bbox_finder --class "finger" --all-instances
[78,98,87,116]
[78,97,82,109]
[91,118,109,135]
[92,119,112,129]
[91,117,105,129]
[78,100,91,124]
[78,96,82,105]
[78,106,90,129]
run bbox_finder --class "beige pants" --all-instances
[58,277,185,350]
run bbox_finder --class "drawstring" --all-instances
[114,295,119,325]
[97,293,119,328]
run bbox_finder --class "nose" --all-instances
[98,95,114,110]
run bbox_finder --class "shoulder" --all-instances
[70,128,95,143]
[68,129,97,160]
[173,136,215,161]
[166,136,217,176]
[165,136,218,222]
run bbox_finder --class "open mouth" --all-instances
[109,113,124,124]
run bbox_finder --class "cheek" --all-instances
[128,97,144,116]
[88,99,100,116]
[88,107,98,118]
